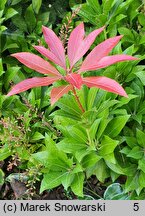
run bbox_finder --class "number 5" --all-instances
[133,203,139,211]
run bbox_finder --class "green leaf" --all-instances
[136,71,145,85]
[32,151,49,166]
[97,116,111,139]
[138,13,145,27]
[103,153,116,164]
[136,129,145,148]
[87,0,101,14]
[99,136,119,156]
[120,146,131,155]
[104,183,128,200]
[25,5,36,32]
[11,0,22,5]
[0,169,4,186]
[31,132,44,141]
[38,11,50,25]
[72,164,83,174]
[32,0,42,14]
[40,171,66,193]
[125,136,137,148]
[12,14,27,32]
[0,145,11,161]
[57,95,82,119]
[68,126,88,143]
[82,152,101,168]
[5,8,18,20]
[127,146,144,160]
[94,159,109,182]
[45,135,73,170]
[103,0,113,16]
[105,115,130,138]
[87,87,98,110]
[61,172,74,190]
[89,118,101,140]
[75,148,91,162]
[58,138,86,154]
[125,172,139,193]
[0,0,7,10]
[139,171,145,187]
[138,158,145,173]
[4,67,20,90]
[106,161,125,175]
[71,172,85,197]
[0,58,4,76]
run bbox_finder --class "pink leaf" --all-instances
[79,55,138,72]
[79,36,123,73]
[74,26,105,66]
[65,73,83,89]
[82,76,128,97]
[68,24,104,68]
[11,53,61,77]
[34,45,66,69]
[7,77,60,96]
[42,26,66,69]
[67,23,85,68]
[51,85,72,105]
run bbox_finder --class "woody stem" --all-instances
[72,87,85,113]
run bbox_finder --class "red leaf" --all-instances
[7,77,60,96]
[82,76,128,97]
[68,23,104,68]
[79,36,123,72]
[67,23,84,68]
[51,85,72,105]
[65,74,83,89]
[34,45,66,69]
[42,26,66,69]
[79,55,138,72]
[11,53,61,77]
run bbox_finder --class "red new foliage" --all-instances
[7,23,138,106]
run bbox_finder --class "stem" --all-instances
[72,87,85,113]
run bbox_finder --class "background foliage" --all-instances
[1,0,145,199]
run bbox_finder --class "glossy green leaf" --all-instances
[71,172,85,197]
[127,146,144,160]
[87,0,101,14]
[82,152,101,168]
[5,8,18,20]
[106,161,125,175]
[136,71,145,85]
[138,158,145,173]
[58,138,86,154]
[11,0,22,5]
[139,171,145,187]
[32,0,42,14]
[0,145,12,161]
[125,172,139,193]
[68,126,88,143]
[0,169,4,186]
[105,115,130,138]
[99,135,119,156]
[25,5,36,32]
[31,131,45,141]
[89,118,101,140]
[40,171,66,193]
[136,129,145,148]
[94,159,109,182]
[0,0,7,10]
[61,172,74,190]
[4,67,20,90]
